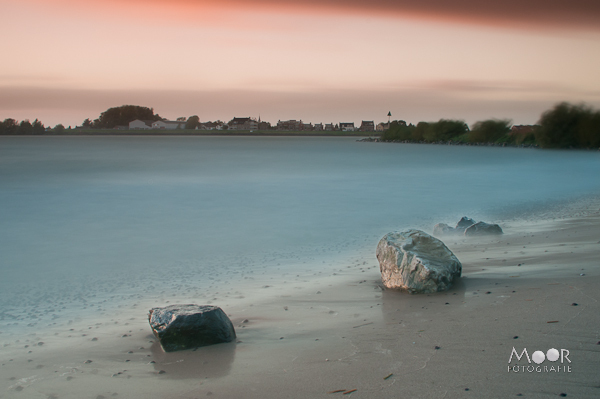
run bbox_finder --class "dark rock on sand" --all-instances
[376,229,462,294]
[464,221,503,236]
[148,304,236,352]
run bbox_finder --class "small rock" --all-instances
[433,223,458,236]
[464,222,503,236]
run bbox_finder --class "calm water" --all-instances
[1,136,599,333]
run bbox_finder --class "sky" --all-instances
[1,0,600,127]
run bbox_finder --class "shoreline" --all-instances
[0,130,377,137]
[2,196,599,398]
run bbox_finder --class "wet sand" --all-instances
[1,199,599,398]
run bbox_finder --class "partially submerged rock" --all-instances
[433,216,502,236]
[376,229,462,294]
[456,217,477,232]
[148,304,236,352]
[433,223,458,236]
[464,221,503,236]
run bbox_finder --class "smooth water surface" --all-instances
[1,136,599,333]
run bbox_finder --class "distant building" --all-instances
[258,121,272,130]
[376,122,390,132]
[510,125,538,135]
[277,120,303,131]
[339,122,355,132]
[199,122,220,130]
[152,120,186,130]
[314,123,323,131]
[324,123,336,131]
[359,121,375,132]
[129,119,154,129]
[228,117,258,130]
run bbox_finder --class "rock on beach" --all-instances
[433,216,503,236]
[148,304,236,352]
[376,229,462,294]
[464,221,504,236]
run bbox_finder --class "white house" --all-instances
[339,122,355,132]
[129,119,153,129]
[152,120,186,130]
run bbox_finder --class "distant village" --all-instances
[126,117,388,132]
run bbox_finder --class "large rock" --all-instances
[464,221,503,236]
[148,304,236,352]
[376,229,462,294]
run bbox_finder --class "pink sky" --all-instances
[1,0,599,127]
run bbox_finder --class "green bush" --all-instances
[380,120,415,141]
[535,102,600,148]
[469,119,511,143]
[422,119,468,142]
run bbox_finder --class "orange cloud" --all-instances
[27,0,600,31]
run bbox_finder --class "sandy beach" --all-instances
[1,197,599,399]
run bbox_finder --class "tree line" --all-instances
[2,102,599,149]
[0,118,47,135]
[380,102,600,149]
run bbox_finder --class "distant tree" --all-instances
[94,105,161,129]
[81,118,93,128]
[32,119,45,134]
[412,122,429,142]
[423,119,468,142]
[53,124,65,133]
[535,102,600,149]
[18,120,33,135]
[469,119,511,143]
[0,118,18,134]
[380,120,414,141]
[577,109,600,148]
[176,116,186,122]
[185,115,200,130]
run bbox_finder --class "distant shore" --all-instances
[0,129,378,137]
